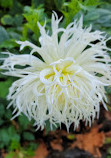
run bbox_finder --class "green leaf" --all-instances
[0,119,4,126]
[8,126,20,141]
[54,0,64,10]
[22,24,28,40]
[107,147,111,156]
[62,0,100,26]
[74,3,111,36]
[84,9,100,21]
[0,103,5,117]
[5,110,12,119]
[84,8,111,24]
[8,31,22,40]
[0,98,12,120]
[18,114,30,130]
[0,39,18,49]
[23,132,35,141]
[10,0,23,15]
[105,137,111,144]
[13,14,23,26]
[0,26,9,44]
[1,15,14,25]
[0,128,10,148]
[23,6,46,42]
[25,147,35,157]
[5,152,15,158]
[28,142,39,150]
[0,0,13,8]
[105,86,111,94]
[62,0,82,26]
[83,0,100,6]
[1,14,23,26]
[31,0,44,8]
[10,140,20,150]
[0,79,12,98]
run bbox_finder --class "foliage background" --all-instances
[0,0,111,157]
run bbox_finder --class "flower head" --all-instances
[1,12,111,131]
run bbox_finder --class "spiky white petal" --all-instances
[1,13,111,131]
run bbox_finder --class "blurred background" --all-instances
[0,0,111,158]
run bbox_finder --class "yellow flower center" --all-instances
[40,58,82,110]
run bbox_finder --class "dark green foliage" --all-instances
[0,79,12,98]
[5,140,35,158]
[0,0,111,156]
[44,0,64,13]
[31,0,45,7]
[61,0,100,26]
[80,4,111,35]
[0,26,9,44]
[105,86,111,95]
[23,6,46,42]
[18,115,30,130]
[0,40,18,49]
[0,0,13,8]
[23,132,35,141]
[0,126,20,148]
[1,14,23,26]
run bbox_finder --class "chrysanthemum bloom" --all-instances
[1,13,111,131]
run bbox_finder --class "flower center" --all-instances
[39,58,83,110]
[40,57,82,87]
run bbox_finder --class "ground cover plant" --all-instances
[0,0,111,158]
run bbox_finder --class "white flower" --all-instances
[1,12,111,131]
